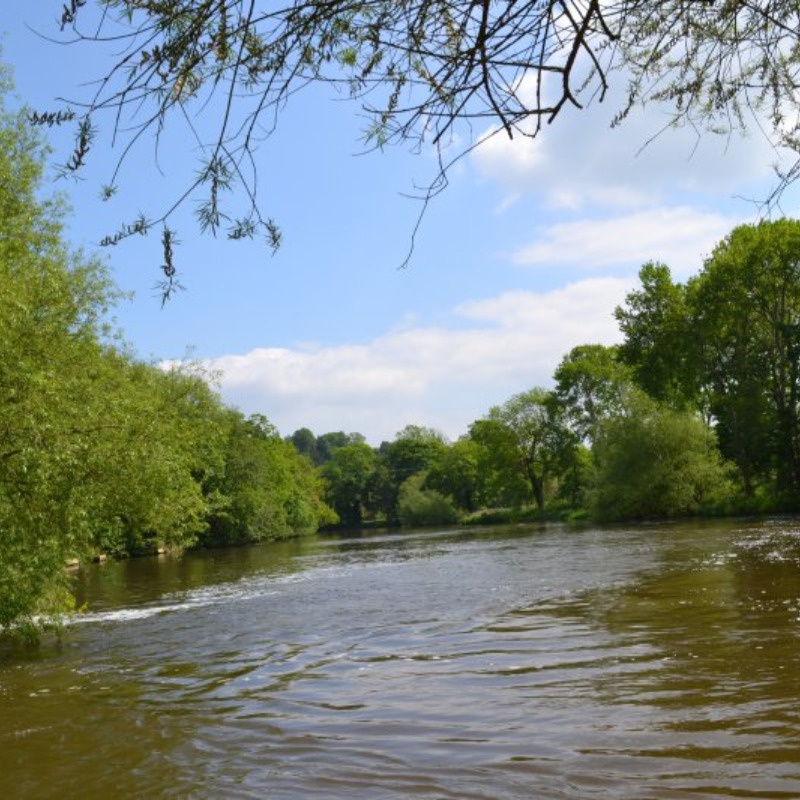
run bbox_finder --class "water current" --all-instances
[3,519,800,798]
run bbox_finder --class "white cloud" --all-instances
[472,87,782,211]
[205,278,632,443]
[513,207,741,277]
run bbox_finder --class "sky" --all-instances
[3,3,797,443]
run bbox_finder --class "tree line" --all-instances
[0,74,336,638]
[5,47,800,637]
[298,220,800,530]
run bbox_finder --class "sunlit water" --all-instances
[3,520,800,798]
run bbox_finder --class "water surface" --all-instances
[3,520,800,798]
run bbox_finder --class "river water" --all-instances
[3,520,800,798]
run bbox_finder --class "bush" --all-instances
[591,396,735,521]
[397,473,460,527]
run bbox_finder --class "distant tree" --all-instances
[315,431,366,465]
[387,425,448,481]
[615,263,697,408]
[206,414,335,544]
[321,442,377,527]
[469,418,535,509]
[689,220,800,500]
[554,344,633,443]
[592,393,733,521]
[378,425,449,520]
[289,427,319,464]
[425,438,481,512]
[365,457,397,524]
[396,473,459,528]
[484,388,575,512]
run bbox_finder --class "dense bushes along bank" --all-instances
[0,72,336,638]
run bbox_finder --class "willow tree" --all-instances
[37,1,800,291]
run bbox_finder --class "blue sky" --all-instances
[3,3,796,442]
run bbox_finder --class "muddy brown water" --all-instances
[3,519,800,798]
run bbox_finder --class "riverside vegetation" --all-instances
[3,63,800,638]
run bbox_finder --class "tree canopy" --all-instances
[34,1,800,288]
[0,69,336,637]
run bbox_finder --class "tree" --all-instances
[616,220,800,504]
[425,437,481,512]
[289,427,319,464]
[36,1,800,287]
[0,62,346,636]
[615,263,697,408]
[376,425,449,521]
[689,220,800,501]
[553,344,633,443]
[0,66,126,635]
[469,418,534,509]
[81,359,227,557]
[321,441,377,527]
[485,388,574,512]
[206,413,335,544]
[315,431,366,465]
[396,473,459,528]
[591,393,733,521]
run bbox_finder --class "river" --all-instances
[3,519,800,798]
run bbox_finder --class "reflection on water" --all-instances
[3,520,800,798]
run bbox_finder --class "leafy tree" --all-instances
[556,443,593,509]
[425,437,481,512]
[386,425,448,482]
[36,2,799,284]
[396,473,459,528]
[0,63,343,636]
[591,393,734,521]
[206,413,335,544]
[0,68,126,634]
[375,425,449,521]
[615,263,697,408]
[364,456,397,524]
[616,220,800,504]
[554,344,633,443]
[688,220,800,500]
[289,427,319,464]
[482,388,576,512]
[469,419,535,509]
[315,431,366,465]
[81,359,226,557]
[321,442,377,527]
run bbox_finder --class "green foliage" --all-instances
[0,70,335,636]
[425,437,480,512]
[468,419,532,509]
[321,442,377,527]
[374,425,449,522]
[485,388,577,511]
[289,427,319,464]
[689,220,800,500]
[205,414,335,545]
[617,221,800,506]
[554,344,633,443]
[315,430,365,465]
[591,394,734,522]
[0,83,118,632]
[396,473,459,528]
[615,263,697,408]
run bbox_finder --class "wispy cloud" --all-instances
[472,86,781,211]
[512,207,738,277]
